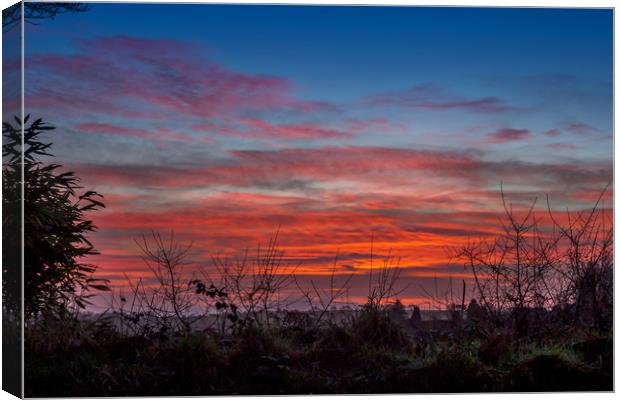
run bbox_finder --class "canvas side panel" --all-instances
[2,1,24,398]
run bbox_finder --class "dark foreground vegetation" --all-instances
[4,117,613,396]
[24,303,612,396]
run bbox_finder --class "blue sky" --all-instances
[24,5,612,153]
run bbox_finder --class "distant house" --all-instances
[407,306,461,333]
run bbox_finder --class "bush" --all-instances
[350,308,412,351]
[416,347,495,392]
[509,354,595,391]
[478,331,513,366]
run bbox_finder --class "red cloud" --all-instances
[25,36,312,120]
[226,146,483,183]
[67,146,484,191]
[241,118,351,139]
[85,184,611,297]
[69,145,611,195]
[485,128,531,144]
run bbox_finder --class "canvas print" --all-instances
[2,3,614,397]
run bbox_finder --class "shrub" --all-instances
[509,354,595,391]
[3,116,108,317]
[350,307,412,351]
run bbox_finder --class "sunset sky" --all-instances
[8,5,613,308]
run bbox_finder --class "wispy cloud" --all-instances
[25,35,315,120]
[543,129,562,137]
[564,121,600,135]
[192,118,351,139]
[77,122,214,144]
[485,128,531,144]
[365,84,514,113]
[72,145,611,195]
[546,142,578,151]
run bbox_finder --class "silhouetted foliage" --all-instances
[210,230,298,330]
[545,186,613,332]
[3,2,89,31]
[2,116,108,317]
[24,302,612,396]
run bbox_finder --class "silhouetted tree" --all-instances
[126,231,199,334]
[211,231,298,330]
[295,250,353,328]
[388,299,407,319]
[546,185,613,331]
[2,116,108,317]
[3,2,89,31]
[458,189,559,336]
[458,185,613,336]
